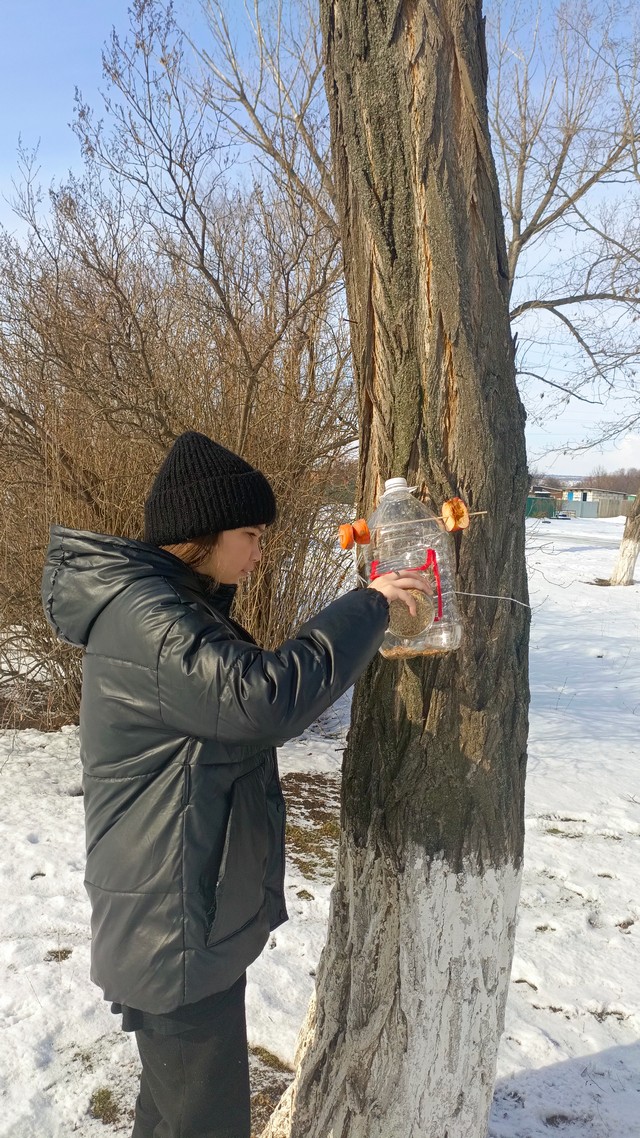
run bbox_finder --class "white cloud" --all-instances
[527,429,639,477]
[595,432,640,472]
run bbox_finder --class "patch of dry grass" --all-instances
[44,948,73,962]
[89,1086,122,1126]
[282,771,341,879]
[250,1046,294,1137]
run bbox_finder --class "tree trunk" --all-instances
[609,491,640,585]
[263,2,529,1136]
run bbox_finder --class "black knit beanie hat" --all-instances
[143,431,277,545]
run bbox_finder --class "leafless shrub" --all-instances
[0,145,356,726]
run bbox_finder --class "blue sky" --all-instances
[0,1,636,477]
[0,1,132,225]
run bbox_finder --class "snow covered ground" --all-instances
[0,516,638,1137]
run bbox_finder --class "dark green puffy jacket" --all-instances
[41,527,389,1013]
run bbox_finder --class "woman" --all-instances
[41,431,430,1138]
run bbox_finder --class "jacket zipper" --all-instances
[182,740,195,805]
[271,748,287,915]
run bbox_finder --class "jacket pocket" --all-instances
[205,763,269,948]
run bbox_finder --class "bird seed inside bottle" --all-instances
[387,589,435,640]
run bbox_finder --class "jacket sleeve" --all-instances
[156,588,389,748]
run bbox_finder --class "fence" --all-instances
[559,500,599,519]
[596,498,633,519]
[527,497,633,520]
[526,497,555,518]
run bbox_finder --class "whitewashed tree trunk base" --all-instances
[262,842,521,1138]
[609,536,640,586]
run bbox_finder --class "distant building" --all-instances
[531,484,564,501]
[526,482,634,520]
[563,486,630,503]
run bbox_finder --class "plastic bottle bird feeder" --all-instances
[340,478,470,659]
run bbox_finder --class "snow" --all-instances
[0,516,638,1136]
[491,518,640,1137]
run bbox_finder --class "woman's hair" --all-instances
[161,534,220,573]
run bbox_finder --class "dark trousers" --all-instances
[131,976,251,1138]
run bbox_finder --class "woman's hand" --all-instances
[367,571,433,617]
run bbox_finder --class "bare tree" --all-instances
[609,489,640,584]
[187,0,336,229]
[184,0,640,595]
[75,1,346,449]
[588,466,640,495]
[0,133,357,721]
[184,0,640,432]
[263,0,529,1135]
[587,464,640,586]
[488,0,640,425]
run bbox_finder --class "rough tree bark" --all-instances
[263,2,530,1136]
[609,490,640,586]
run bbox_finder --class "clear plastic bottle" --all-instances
[359,477,463,658]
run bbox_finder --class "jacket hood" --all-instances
[41,526,236,648]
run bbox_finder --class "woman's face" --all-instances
[201,525,266,585]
